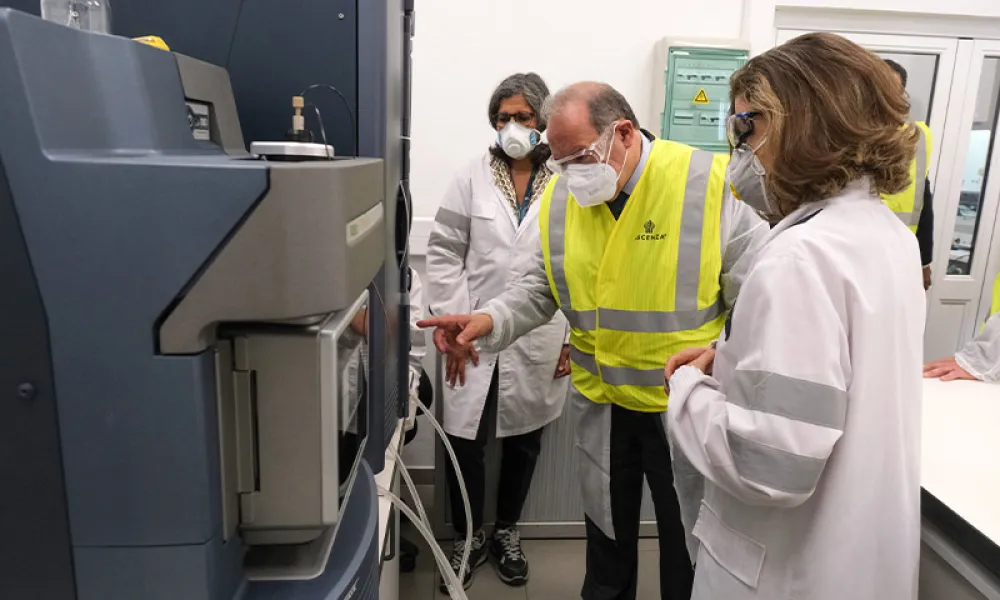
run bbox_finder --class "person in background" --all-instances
[420,81,768,600]
[924,273,1000,382]
[425,72,571,592]
[664,33,924,600]
[884,59,936,289]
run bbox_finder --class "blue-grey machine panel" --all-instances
[0,8,401,600]
[0,0,414,473]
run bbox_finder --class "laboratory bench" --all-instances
[921,379,1000,600]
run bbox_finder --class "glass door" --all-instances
[926,40,1000,359]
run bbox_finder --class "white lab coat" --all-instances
[956,310,1000,382]
[426,153,570,440]
[667,180,926,600]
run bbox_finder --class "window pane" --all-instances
[948,58,1000,276]
[876,52,939,124]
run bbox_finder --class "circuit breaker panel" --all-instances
[653,40,749,153]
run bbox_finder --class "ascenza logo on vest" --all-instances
[635,219,667,241]
[539,139,731,413]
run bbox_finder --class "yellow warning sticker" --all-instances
[693,89,710,105]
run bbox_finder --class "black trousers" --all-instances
[582,405,693,600]
[445,366,544,535]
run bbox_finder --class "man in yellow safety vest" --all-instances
[883,59,935,290]
[419,82,768,600]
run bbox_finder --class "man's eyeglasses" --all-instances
[496,111,535,126]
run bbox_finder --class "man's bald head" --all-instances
[543,82,640,137]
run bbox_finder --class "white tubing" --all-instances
[412,394,473,581]
[388,446,430,530]
[379,487,470,600]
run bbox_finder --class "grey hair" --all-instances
[488,73,551,131]
[542,82,640,133]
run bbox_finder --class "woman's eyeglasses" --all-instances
[496,111,535,126]
[726,111,760,148]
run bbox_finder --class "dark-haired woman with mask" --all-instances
[425,73,570,592]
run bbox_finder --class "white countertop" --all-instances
[922,379,1000,545]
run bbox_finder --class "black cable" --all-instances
[300,84,358,157]
[304,103,334,160]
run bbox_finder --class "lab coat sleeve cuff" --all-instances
[955,352,987,382]
[476,306,506,352]
[669,364,713,399]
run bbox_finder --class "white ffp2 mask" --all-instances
[498,122,540,160]
[565,145,629,208]
[727,142,778,221]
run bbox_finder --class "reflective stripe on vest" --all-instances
[881,121,932,232]
[540,140,728,412]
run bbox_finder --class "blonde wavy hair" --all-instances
[731,32,919,214]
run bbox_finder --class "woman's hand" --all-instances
[923,357,978,382]
[664,346,716,394]
[350,309,368,337]
[554,344,572,378]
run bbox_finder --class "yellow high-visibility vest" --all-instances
[539,140,729,412]
[881,121,932,232]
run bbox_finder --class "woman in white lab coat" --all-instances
[425,72,570,592]
[663,33,926,600]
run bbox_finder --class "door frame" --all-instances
[962,40,1000,329]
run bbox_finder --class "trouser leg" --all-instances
[642,412,694,600]
[581,404,644,600]
[445,369,498,536]
[494,425,545,529]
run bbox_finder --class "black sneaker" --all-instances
[439,529,487,593]
[490,526,529,586]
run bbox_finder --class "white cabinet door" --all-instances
[926,40,1000,359]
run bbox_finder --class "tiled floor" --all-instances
[399,525,660,600]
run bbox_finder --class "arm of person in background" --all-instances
[666,250,849,508]
[916,180,935,290]
[425,170,476,385]
[924,310,1000,382]
[426,171,474,317]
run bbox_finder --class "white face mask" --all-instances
[565,131,629,208]
[498,122,540,160]
[727,140,779,221]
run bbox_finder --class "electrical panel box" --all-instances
[652,39,749,153]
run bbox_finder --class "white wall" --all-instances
[408,0,744,249]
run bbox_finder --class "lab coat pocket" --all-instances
[469,199,498,255]
[692,501,765,590]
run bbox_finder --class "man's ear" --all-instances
[618,121,638,149]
